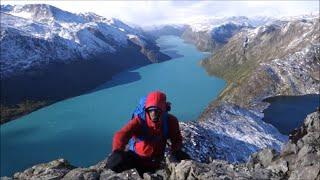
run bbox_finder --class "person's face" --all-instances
[147,109,161,122]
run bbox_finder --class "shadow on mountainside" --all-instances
[161,50,184,59]
[89,70,142,93]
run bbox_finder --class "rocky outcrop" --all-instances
[3,111,318,180]
[247,110,320,180]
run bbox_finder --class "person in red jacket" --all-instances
[107,91,190,176]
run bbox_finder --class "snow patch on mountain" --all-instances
[260,45,320,95]
[181,103,287,163]
[0,4,156,78]
[185,16,277,33]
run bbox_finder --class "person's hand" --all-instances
[106,150,125,172]
[172,149,191,161]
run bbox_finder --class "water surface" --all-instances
[0,36,226,176]
[263,94,319,135]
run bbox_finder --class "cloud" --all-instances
[2,0,318,26]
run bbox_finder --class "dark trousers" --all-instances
[106,150,159,177]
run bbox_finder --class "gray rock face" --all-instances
[5,111,318,180]
[12,159,75,180]
[248,111,320,180]
[247,148,278,168]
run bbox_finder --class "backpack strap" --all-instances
[162,112,169,139]
[129,113,170,152]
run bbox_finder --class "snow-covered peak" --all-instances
[187,16,252,32]
[279,13,319,22]
[1,12,51,39]
[246,15,318,40]
[1,4,160,78]
[79,12,109,22]
[248,16,277,27]
[0,4,149,46]
[1,4,85,24]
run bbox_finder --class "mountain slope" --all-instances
[0,4,170,123]
[182,17,253,52]
[200,16,319,110]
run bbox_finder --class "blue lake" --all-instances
[263,94,320,135]
[0,36,226,176]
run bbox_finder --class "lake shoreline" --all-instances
[0,57,172,125]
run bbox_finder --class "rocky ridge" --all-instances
[3,111,318,180]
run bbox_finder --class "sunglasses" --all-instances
[147,109,161,113]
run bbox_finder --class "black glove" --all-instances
[106,150,126,172]
[166,102,171,111]
[173,149,191,161]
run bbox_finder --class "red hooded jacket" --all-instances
[112,91,182,162]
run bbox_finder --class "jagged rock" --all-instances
[62,168,99,180]
[247,148,278,168]
[13,159,75,180]
[281,142,298,155]
[288,164,320,180]
[0,177,12,180]
[266,159,288,175]
[99,169,141,180]
[143,169,168,180]
[266,111,320,180]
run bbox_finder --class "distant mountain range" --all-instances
[147,16,277,52]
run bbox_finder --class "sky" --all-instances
[2,1,319,26]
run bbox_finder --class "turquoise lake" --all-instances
[0,36,226,176]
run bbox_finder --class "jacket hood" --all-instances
[145,91,167,112]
